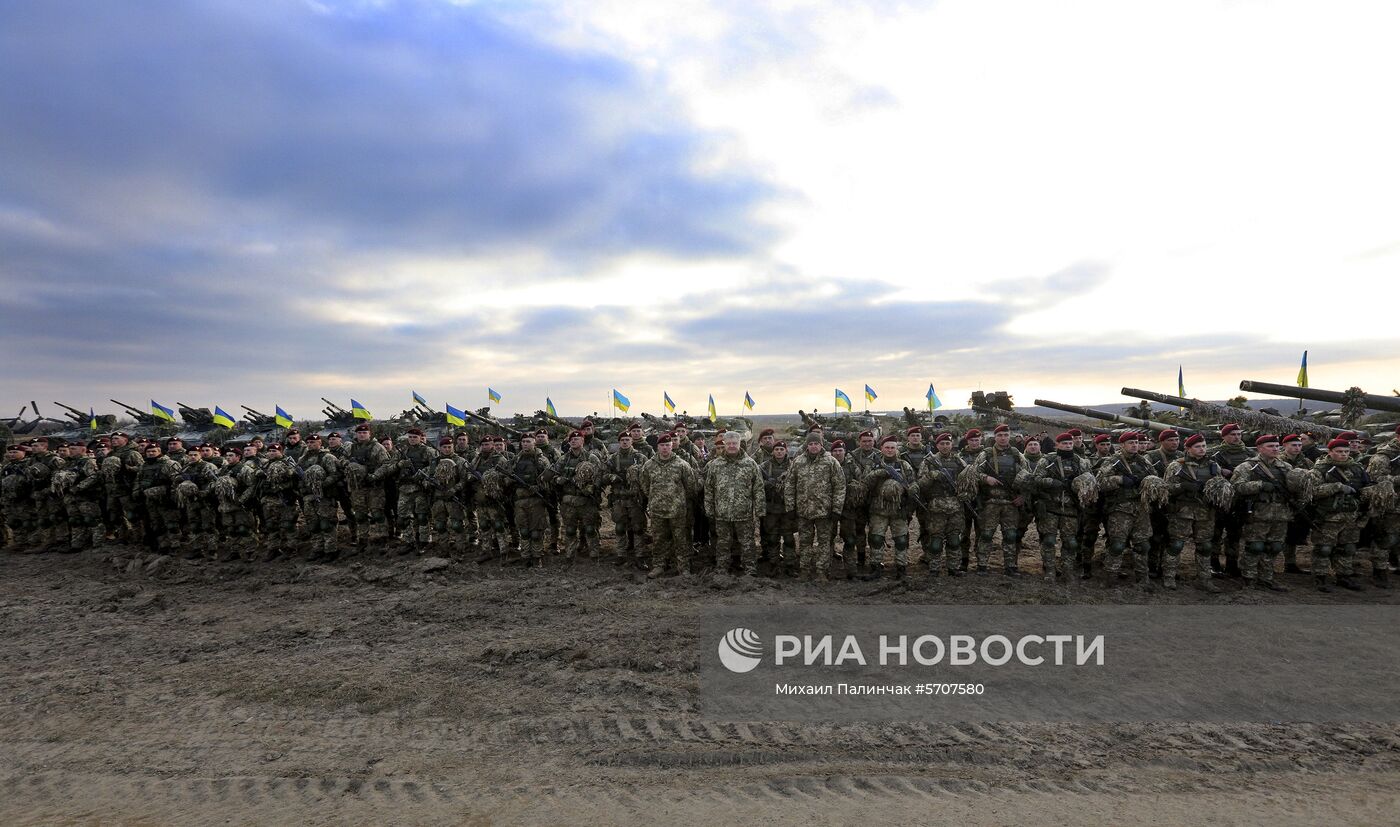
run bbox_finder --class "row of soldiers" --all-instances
[4,417,1398,592]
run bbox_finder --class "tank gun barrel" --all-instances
[50,402,90,424]
[321,397,352,417]
[971,405,1112,435]
[1121,387,1346,437]
[110,399,159,425]
[1238,380,1400,414]
[461,407,526,438]
[1034,399,1197,434]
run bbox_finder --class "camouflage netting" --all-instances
[481,470,506,500]
[573,460,602,491]
[49,470,76,497]
[876,478,905,509]
[1363,478,1396,513]
[1072,472,1099,508]
[1140,475,1169,508]
[303,464,325,500]
[433,459,457,488]
[1014,468,1035,492]
[1188,400,1329,438]
[174,480,200,509]
[1285,468,1315,506]
[956,465,981,503]
[1341,387,1370,428]
[1203,476,1234,511]
[213,475,239,507]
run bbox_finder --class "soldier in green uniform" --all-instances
[25,437,65,551]
[255,443,301,560]
[214,446,258,560]
[551,430,605,562]
[393,427,437,551]
[101,432,144,544]
[1308,437,1371,592]
[299,433,342,560]
[1232,434,1295,591]
[1278,433,1314,573]
[133,441,182,553]
[865,434,916,579]
[58,441,103,551]
[1096,432,1158,589]
[606,431,649,566]
[704,431,765,576]
[325,432,357,545]
[1144,430,1181,579]
[974,425,1029,575]
[1162,433,1223,592]
[346,423,392,551]
[1208,423,1253,575]
[1365,426,1400,585]
[469,436,511,563]
[2,444,33,549]
[915,432,971,579]
[1078,434,1116,577]
[784,431,845,582]
[759,440,797,575]
[175,445,219,558]
[425,436,469,558]
[640,433,699,577]
[958,428,985,572]
[1032,433,1094,585]
[504,433,551,567]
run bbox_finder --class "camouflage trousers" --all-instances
[33,492,65,547]
[868,511,910,569]
[560,496,602,559]
[838,509,867,569]
[182,502,219,555]
[302,496,338,556]
[143,502,184,552]
[259,497,298,555]
[1036,508,1081,580]
[1166,502,1215,584]
[475,503,512,560]
[397,485,431,544]
[1311,512,1363,546]
[512,496,550,561]
[796,516,835,576]
[63,497,104,550]
[105,493,138,542]
[219,505,257,558]
[760,510,796,565]
[713,517,759,574]
[610,495,647,559]
[430,498,466,556]
[1373,512,1400,554]
[976,499,1020,569]
[920,501,965,574]
[650,513,691,572]
[1103,503,1151,579]
[350,484,388,541]
[3,500,35,548]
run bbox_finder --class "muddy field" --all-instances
[3,539,1399,826]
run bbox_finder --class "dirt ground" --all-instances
[3,535,1399,826]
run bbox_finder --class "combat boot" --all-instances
[814,570,828,583]
[894,564,906,581]
[1337,575,1364,591]
[1262,579,1289,592]
[1197,574,1219,593]
[647,565,665,579]
[1374,569,1393,590]
[1314,574,1332,593]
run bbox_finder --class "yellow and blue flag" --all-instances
[743,391,755,411]
[926,383,942,411]
[1297,350,1308,388]
[708,394,717,422]
[663,392,676,414]
[546,398,557,418]
[864,384,878,403]
[613,389,631,413]
[412,390,428,407]
[488,387,502,404]
[151,400,175,422]
[212,406,236,429]
[1177,365,1185,398]
[351,399,372,420]
[89,407,98,431]
[275,406,293,428]
[445,404,466,428]
[834,389,852,411]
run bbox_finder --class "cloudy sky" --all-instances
[2,0,1397,421]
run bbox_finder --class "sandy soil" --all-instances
[3,538,1398,826]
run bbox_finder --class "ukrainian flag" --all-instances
[864,384,878,403]
[1297,350,1308,388]
[151,400,176,422]
[275,406,294,428]
[351,399,372,420]
[663,392,676,413]
[546,398,558,418]
[613,389,631,413]
[212,406,236,429]
[89,407,98,431]
[743,391,755,411]
[412,390,428,407]
[708,394,717,422]
[1177,365,1186,411]
[445,404,466,428]
[834,389,852,411]
[488,388,502,404]
[926,383,942,411]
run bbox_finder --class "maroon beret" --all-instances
[439,436,453,445]
[580,418,594,427]
[1068,428,1083,437]
[1255,434,1279,447]
[964,428,982,439]
[1338,431,1358,440]
[1118,432,1138,444]
[569,430,585,439]
[1055,432,1074,443]
[830,439,845,449]
[993,424,1010,434]
[858,430,874,439]
[880,434,900,446]
[1220,423,1241,436]
[354,423,371,432]
[1093,434,1111,444]
[1327,438,1350,450]
[656,434,673,445]
[1281,433,1301,445]
[934,432,953,444]
[906,426,922,436]
[758,428,775,438]
[406,427,424,436]
[1157,430,1179,442]
[1184,434,1205,448]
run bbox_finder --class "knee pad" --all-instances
[449,519,464,533]
[979,529,995,543]
[1197,540,1215,556]
[927,538,944,554]
[1266,541,1284,555]
[1039,532,1057,548]
[1244,541,1266,555]
[1063,536,1080,552]
[530,530,545,541]
[1132,542,1150,555]
[1343,543,1358,556]
[368,510,384,523]
[893,536,909,552]
[1108,540,1127,555]
[1168,539,1186,555]
[433,519,448,533]
[919,534,935,551]
[1004,529,1020,544]
[1314,544,1333,558]
[868,533,885,550]
[947,533,962,551]
[584,524,599,537]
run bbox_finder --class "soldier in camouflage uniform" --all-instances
[214,447,258,560]
[1231,435,1296,591]
[254,443,301,559]
[550,431,605,561]
[914,432,969,579]
[957,429,985,571]
[973,425,1028,575]
[1017,436,1043,557]
[101,432,144,544]
[898,428,932,568]
[424,436,469,558]
[2,444,33,549]
[1278,433,1314,573]
[25,437,66,551]
[750,428,776,464]
[1163,433,1223,592]
[504,433,551,567]
[606,431,649,566]
[1208,423,1253,576]
[1031,433,1094,584]
[392,428,437,551]
[865,434,916,579]
[324,432,357,544]
[627,423,653,459]
[298,434,342,560]
[175,446,220,558]
[640,434,699,577]
[1144,430,1182,579]
[1308,438,1371,592]
[1095,432,1158,589]
[133,441,183,553]
[345,423,392,550]
[842,431,879,574]
[282,428,306,463]
[1365,426,1400,586]
[759,441,797,575]
[469,437,512,563]
[783,432,845,581]
[704,431,765,575]
[57,441,103,551]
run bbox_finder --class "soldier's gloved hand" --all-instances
[1040,478,1065,492]
[1340,484,1357,496]
[1120,475,1138,490]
